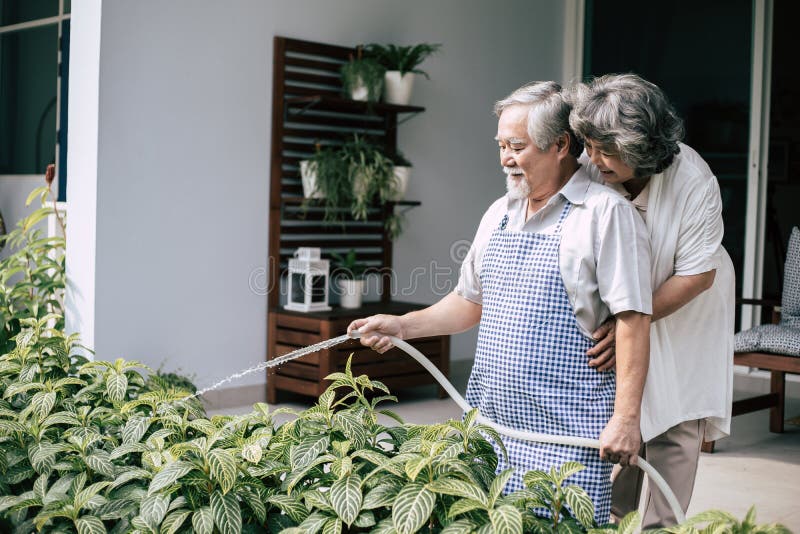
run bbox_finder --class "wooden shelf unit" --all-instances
[267,302,450,403]
[267,36,450,402]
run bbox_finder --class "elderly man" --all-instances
[348,81,652,523]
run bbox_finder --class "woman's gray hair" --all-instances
[494,81,582,158]
[568,73,684,177]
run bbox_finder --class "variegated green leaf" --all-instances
[297,510,330,534]
[489,468,515,504]
[330,474,362,526]
[404,455,427,481]
[241,443,262,464]
[31,391,57,419]
[191,506,214,534]
[489,504,523,534]
[75,481,111,510]
[75,515,107,534]
[42,411,80,428]
[522,470,552,488]
[187,418,217,436]
[148,460,195,494]
[94,499,138,520]
[160,509,191,534]
[362,483,400,510]
[122,416,151,445]
[269,494,309,523]
[322,517,343,534]
[558,461,586,483]
[285,454,335,494]
[207,448,237,494]
[617,510,641,534]
[109,442,149,460]
[440,518,478,534]
[106,373,128,402]
[85,452,115,477]
[563,484,594,528]
[0,496,20,513]
[428,478,488,506]
[354,510,376,528]
[139,493,170,527]
[371,517,399,534]
[331,456,353,479]
[211,490,241,534]
[290,435,330,470]
[447,498,486,519]
[109,467,152,490]
[238,486,266,523]
[392,482,435,534]
[333,411,367,448]
[0,419,27,435]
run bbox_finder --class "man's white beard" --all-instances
[505,168,530,200]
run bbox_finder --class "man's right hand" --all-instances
[347,315,405,354]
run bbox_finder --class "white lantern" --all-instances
[285,247,331,312]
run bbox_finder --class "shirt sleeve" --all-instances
[454,198,507,305]
[673,177,724,276]
[454,242,483,305]
[595,201,653,315]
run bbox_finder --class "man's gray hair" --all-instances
[494,81,582,158]
[568,73,684,177]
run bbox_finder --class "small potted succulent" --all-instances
[364,43,441,105]
[339,47,385,102]
[330,249,367,308]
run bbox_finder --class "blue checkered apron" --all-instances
[465,202,615,523]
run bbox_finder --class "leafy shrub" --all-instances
[0,187,65,353]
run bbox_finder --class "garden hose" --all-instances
[348,330,686,524]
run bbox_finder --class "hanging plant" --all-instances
[340,47,385,102]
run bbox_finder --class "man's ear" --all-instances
[556,133,571,156]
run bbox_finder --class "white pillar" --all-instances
[64,0,102,355]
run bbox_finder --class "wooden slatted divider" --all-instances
[267,37,445,405]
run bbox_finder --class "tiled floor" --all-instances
[214,362,800,531]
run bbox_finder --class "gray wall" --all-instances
[70,0,565,391]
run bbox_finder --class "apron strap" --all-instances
[497,200,573,233]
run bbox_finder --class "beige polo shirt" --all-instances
[455,166,653,339]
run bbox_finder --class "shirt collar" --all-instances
[505,164,592,211]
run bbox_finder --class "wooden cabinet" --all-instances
[267,37,449,401]
[267,302,450,403]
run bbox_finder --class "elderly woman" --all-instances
[568,74,735,528]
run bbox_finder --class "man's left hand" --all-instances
[598,414,641,466]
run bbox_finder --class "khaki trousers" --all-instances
[611,419,706,529]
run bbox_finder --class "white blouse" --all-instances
[583,143,735,442]
[455,166,652,339]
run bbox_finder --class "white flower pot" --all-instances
[392,166,411,200]
[338,279,365,309]
[349,79,369,101]
[300,160,324,199]
[384,71,415,105]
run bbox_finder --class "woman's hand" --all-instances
[587,318,616,371]
[347,315,405,354]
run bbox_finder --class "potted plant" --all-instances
[364,42,441,105]
[330,249,367,308]
[390,150,412,200]
[339,47,385,102]
[300,143,347,202]
[301,135,406,238]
